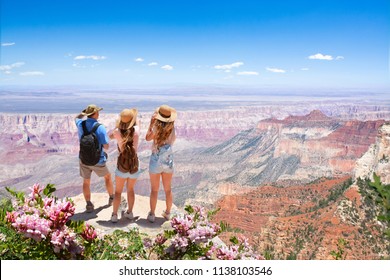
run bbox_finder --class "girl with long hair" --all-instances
[145,105,176,222]
[109,108,140,223]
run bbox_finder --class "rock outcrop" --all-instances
[354,123,390,184]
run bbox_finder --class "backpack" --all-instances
[79,121,102,166]
[117,139,139,174]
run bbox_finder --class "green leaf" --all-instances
[229,236,239,245]
[5,187,25,202]
[43,183,56,198]
[207,207,220,219]
[184,205,194,214]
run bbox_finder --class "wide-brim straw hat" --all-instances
[155,105,177,123]
[82,104,103,116]
[117,108,138,130]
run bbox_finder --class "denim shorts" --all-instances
[149,144,174,174]
[115,160,141,179]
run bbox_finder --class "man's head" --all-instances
[81,104,103,119]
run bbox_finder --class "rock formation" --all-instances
[354,123,390,184]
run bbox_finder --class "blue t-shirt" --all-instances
[75,118,109,165]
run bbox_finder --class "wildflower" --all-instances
[44,199,75,228]
[51,226,83,256]
[187,225,217,244]
[216,245,239,260]
[43,197,54,208]
[155,234,167,245]
[6,211,19,224]
[193,206,207,220]
[171,236,189,252]
[28,183,42,200]
[81,223,97,241]
[12,213,52,242]
[237,235,251,252]
[171,216,194,236]
[118,238,129,249]
[143,238,153,249]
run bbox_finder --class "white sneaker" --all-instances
[162,210,171,220]
[123,211,134,220]
[111,213,118,223]
[147,212,155,223]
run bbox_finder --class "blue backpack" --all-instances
[79,121,102,166]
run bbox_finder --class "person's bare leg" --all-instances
[161,172,173,214]
[126,178,137,213]
[104,172,114,196]
[113,176,125,215]
[149,173,161,215]
[83,178,91,202]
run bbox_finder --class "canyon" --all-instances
[1,92,390,259]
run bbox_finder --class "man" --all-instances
[75,104,114,212]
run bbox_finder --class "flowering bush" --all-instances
[145,205,264,260]
[0,184,96,259]
[0,184,262,260]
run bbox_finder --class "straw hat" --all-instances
[81,104,103,116]
[117,108,138,130]
[155,105,177,123]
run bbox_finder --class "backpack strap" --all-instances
[81,121,89,135]
[91,122,101,133]
[82,121,101,135]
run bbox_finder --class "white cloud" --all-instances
[237,71,259,76]
[148,62,158,66]
[161,65,173,71]
[266,67,286,73]
[308,53,334,60]
[301,68,309,71]
[0,62,25,71]
[1,42,15,47]
[336,56,344,60]
[135,57,144,62]
[74,55,106,60]
[20,71,45,76]
[214,61,244,71]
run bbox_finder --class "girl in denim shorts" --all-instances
[145,105,177,222]
[109,108,141,223]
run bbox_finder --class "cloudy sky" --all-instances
[0,0,389,90]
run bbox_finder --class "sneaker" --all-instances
[86,201,94,213]
[111,213,118,223]
[108,195,114,206]
[162,210,171,220]
[147,212,155,223]
[123,211,134,220]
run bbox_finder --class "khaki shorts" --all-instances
[79,160,110,179]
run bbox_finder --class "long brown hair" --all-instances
[154,120,174,148]
[119,126,135,153]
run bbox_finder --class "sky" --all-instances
[0,0,389,90]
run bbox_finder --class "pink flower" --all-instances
[81,223,97,241]
[171,216,194,236]
[12,213,52,242]
[171,236,189,252]
[28,183,42,201]
[44,199,75,228]
[50,226,80,253]
[6,211,19,223]
[188,225,217,244]
[154,234,167,245]
[216,245,239,260]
